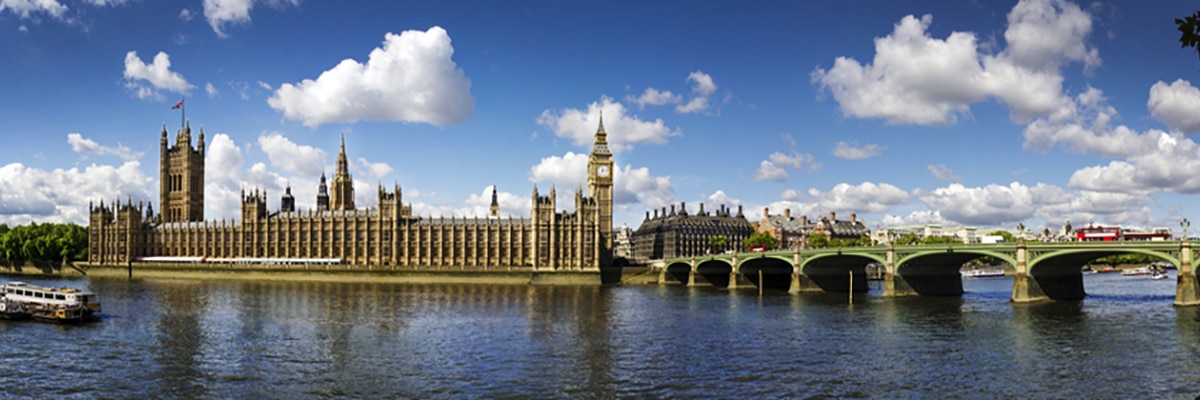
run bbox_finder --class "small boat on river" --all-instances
[1121,267,1151,276]
[961,269,1006,278]
[0,282,100,323]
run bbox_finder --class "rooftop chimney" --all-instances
[763,207,770,219]
[785,209,792,219]
[830,211,836,221]
[851,213,857,224]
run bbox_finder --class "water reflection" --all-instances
[3,276,1199,398]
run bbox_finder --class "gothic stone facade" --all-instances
[88,121,614,270]
[631,202,753,262]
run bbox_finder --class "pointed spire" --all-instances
[595,110,608,144]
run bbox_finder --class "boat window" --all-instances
[56,294,65,300]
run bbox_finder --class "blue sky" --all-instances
[3,0,1200,235]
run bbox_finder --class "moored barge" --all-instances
[0,282,100,322]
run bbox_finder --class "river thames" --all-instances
[2,273,1198,399]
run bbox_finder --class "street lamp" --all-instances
[1182,218,1190,241]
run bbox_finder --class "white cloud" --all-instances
[537,96,682,153]
[927,164,962,182]
[67,133,141,161]
[457,185,529,218]
[1003,0,1100,72]
[915,182,1044,225]
[1022,88,1160,158]
[1067,132,1200,195]
[615,165,674,210]
[812,0,1097,126]
[268,27,475,128]
[807,182,910,214]
[123,51,193,101]
[528,152,588,188]
[179,8,193,21]
[356,157,393,180]
[205,82,219,97]
[676,71,717,114]
[880,210,952,227]
[0,0,67,20]
[832,141,884,159]
[0,161,154,225]
[256,131,326,178]
[1148,79,1200,134]
[753,134,819,182]
[628,88,680,109]
[202,0,297,37]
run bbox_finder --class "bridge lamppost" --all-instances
[1016,222,1025,242]
[1182,218,1190,241]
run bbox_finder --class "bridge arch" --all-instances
[696,259,735,287]
[891,248,1017,296]
[795,252,883,293]
[739,255,794,290]
[664,260,694,285]
[1024,247,1181,300]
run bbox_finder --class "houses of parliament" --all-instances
[88,120,614,270]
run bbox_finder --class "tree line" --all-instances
[0,222,88,263]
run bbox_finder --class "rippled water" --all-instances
[2,272,1198,399]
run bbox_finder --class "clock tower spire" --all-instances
[587,112,614,267]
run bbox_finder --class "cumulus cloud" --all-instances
[528,152,588,188]
[123,51,193,101]
[0,161,154,225]
[927,164,962,182]
[179,8,193,21]
[1148,79,1200,134]
[0,0,67,19]
[615,165,674,211]
[676,71,717,114]
[537,96,682,153]
[256,132,326,177]
[753,134,819,182]
[203,0,297,38]
[807,182,910,214]
[268,27,475,128]
[1068,132,1200,195]
[880,210,952,227]
[456,185,529,218]
[67,133,141,161]
[832,141,884,159]
[628,88,681,109]
[812,0,1096,125]
[205,82,219,97]
[911,182,1088,226]
[1021,86,1158,157]
[356,157,393,180]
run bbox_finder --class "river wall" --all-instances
[0,261,648,285]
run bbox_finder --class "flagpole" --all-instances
[181,96,186,130]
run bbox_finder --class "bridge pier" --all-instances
[1011,242,1049,303]
[881,272,918,297]
[1176,241,1200,306]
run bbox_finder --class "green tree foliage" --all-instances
[743,232,778,251]
[921,235,962,245]
[808,232,829,249]
[1090,254,1162,266]
[707,235,727,254]
[0,222,88,263]
[1177,11,1200,61]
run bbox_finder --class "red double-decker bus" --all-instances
[1076,225,1120,241]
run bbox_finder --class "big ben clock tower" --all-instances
[588,114,614,267]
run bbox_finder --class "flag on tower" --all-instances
[171,98,184,109]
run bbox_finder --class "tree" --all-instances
[707,235,727,254]
[743,232,778,251]
[1178,11,1200,61]
[808,232,829,249]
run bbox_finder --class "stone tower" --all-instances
[316,174,329,211]
[587,114,614,267]
[490,186,499,217]
[159,121,205,223]
[329,134,355,211]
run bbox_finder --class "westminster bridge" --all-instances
[661,241,1200,306]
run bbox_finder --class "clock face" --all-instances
[597,165,610,177]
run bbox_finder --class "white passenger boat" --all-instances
[961,269,1006,278]
[1121,267,1151,276]
[0,282,100,323]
